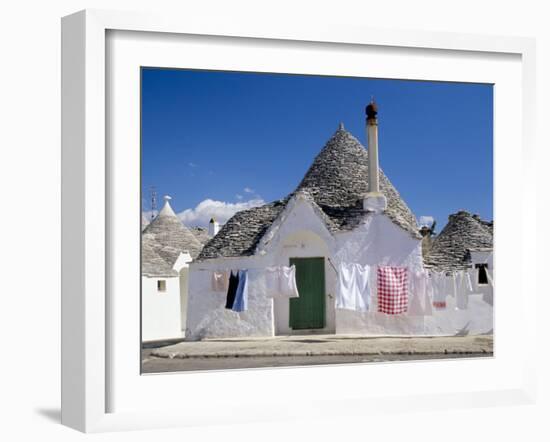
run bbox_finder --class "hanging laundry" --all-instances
[446,272,457,299]
[486,269,494,288]
[408,270,432,316]
[377,266,408,315]
[467,268,479,292]
[483,269,494,306]
[263,265,299,299]
[336,262,372,312]
[431,271,450,309]
[225,270,239,309]
[455,271,473,310]
[212,270,229,292]
[232,269,249,312]
[280,265,299,298]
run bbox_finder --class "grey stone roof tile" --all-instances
[198,200,287,260]
[141,233,179,277]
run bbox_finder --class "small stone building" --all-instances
[141,196,204,341]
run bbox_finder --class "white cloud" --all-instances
[235,194,243,200]
[243,187,254,193]
[178,198,265,227]
[188,162,198,168]
[418,215,435,227]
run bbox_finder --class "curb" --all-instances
[151,349,492,359]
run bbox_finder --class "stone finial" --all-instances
[366,98,378,121]
[164,195,172,201]
[338,122,345,131]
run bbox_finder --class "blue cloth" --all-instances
[232,270,249,312]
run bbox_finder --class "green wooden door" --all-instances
[289,257,325,330]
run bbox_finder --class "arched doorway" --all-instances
[273,230,335,335]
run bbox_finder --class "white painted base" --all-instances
[335,293,493,336]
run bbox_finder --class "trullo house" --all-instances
[425,210,494,307]
[185,103,493,339]
[141,196,205,341]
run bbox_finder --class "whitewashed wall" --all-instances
[336,292,493,336]
[141,276,183,341]
[179,267,189,332]
[469,250,494,306]
[186,255,275,340]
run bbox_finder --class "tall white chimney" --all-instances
[208,217,220,236]
[363,99,387,212]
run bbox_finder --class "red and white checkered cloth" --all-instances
[377,266,409,314]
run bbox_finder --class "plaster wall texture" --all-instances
[469,250,494,305]
[179,268,189,332]
[141,276,184,341]
[186,255,275,340]
[470,250,493,269]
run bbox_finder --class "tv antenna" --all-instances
[150,186,157,220]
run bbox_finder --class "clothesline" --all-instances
[327,257,338,275]
[208,263,489,317]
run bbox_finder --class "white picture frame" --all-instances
[61,9,537,433]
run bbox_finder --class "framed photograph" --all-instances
[61,9,537,432]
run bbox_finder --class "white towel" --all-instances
[336,262,371,312]
[431,271,450,309]
[264,265,299,298]
[280,265,299,298]
[409,270,432,316]
[455,271,473,310]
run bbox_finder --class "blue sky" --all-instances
[142,68,493,231]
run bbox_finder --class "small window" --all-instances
[157,280,166,292]
[475,264,489,285]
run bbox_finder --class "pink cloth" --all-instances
[377,266,409,315]
[211,270,229,292]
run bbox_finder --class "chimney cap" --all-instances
[209,217,216,223]
[366,98,378,120]
[338,122,345,131]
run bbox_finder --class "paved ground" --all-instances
[142,334,493,373]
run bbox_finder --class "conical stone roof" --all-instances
[424,210,493,272]
[141,233,179,277]
[293,126,419,235]
[198,126,420,260]
[141,214,150,231]
[142,198,203,263]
